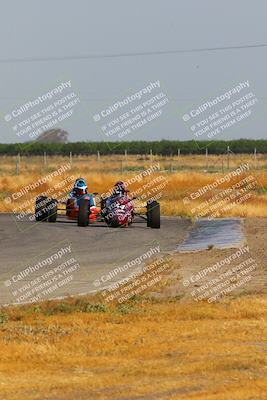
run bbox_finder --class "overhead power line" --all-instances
[0,43,267,63]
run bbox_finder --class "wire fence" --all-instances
[0,150,266,175]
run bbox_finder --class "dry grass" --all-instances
[0,295,266,400]
[0,155,267,217]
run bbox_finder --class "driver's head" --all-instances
[74,178,88,196]
[113,181,127,195]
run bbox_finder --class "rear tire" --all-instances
[78,198,90,227]
[147,201,152,227]
[147,201,160,229]
[47,199,57,222]
[66,199,71,216]
[35,196,49,222]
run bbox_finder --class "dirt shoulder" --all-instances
[162,218,267,301]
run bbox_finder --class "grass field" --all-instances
[0,295,266,400]
[0,154,267,217]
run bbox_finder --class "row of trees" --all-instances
[0,139,266,155]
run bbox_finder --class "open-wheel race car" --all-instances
[35,193,160,229]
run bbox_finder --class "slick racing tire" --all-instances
[47,199,58,222]
[78,198,90,227]
[35,196,49,222]
[147,200,160,229]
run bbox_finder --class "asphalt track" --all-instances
[0,214,191,305]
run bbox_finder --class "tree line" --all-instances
[0,139,266,155]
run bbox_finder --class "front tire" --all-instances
[47,199,57,222]
[78,198,90,227]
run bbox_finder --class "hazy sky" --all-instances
[0,0,267,143]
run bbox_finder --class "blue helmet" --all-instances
[74,178,87,195]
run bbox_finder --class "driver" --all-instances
[102,180,133,227]
[69,178,96,206]
[112,180,127,197]
[103,180,129,210]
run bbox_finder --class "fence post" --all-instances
[205,147,208,169]
[150,149,153,164]
[227,146,230,170]
[97,151,100,162]
[124,149,127,168]
[43,151,47,168]
[254,148,257,169]
[69,151,72,169]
